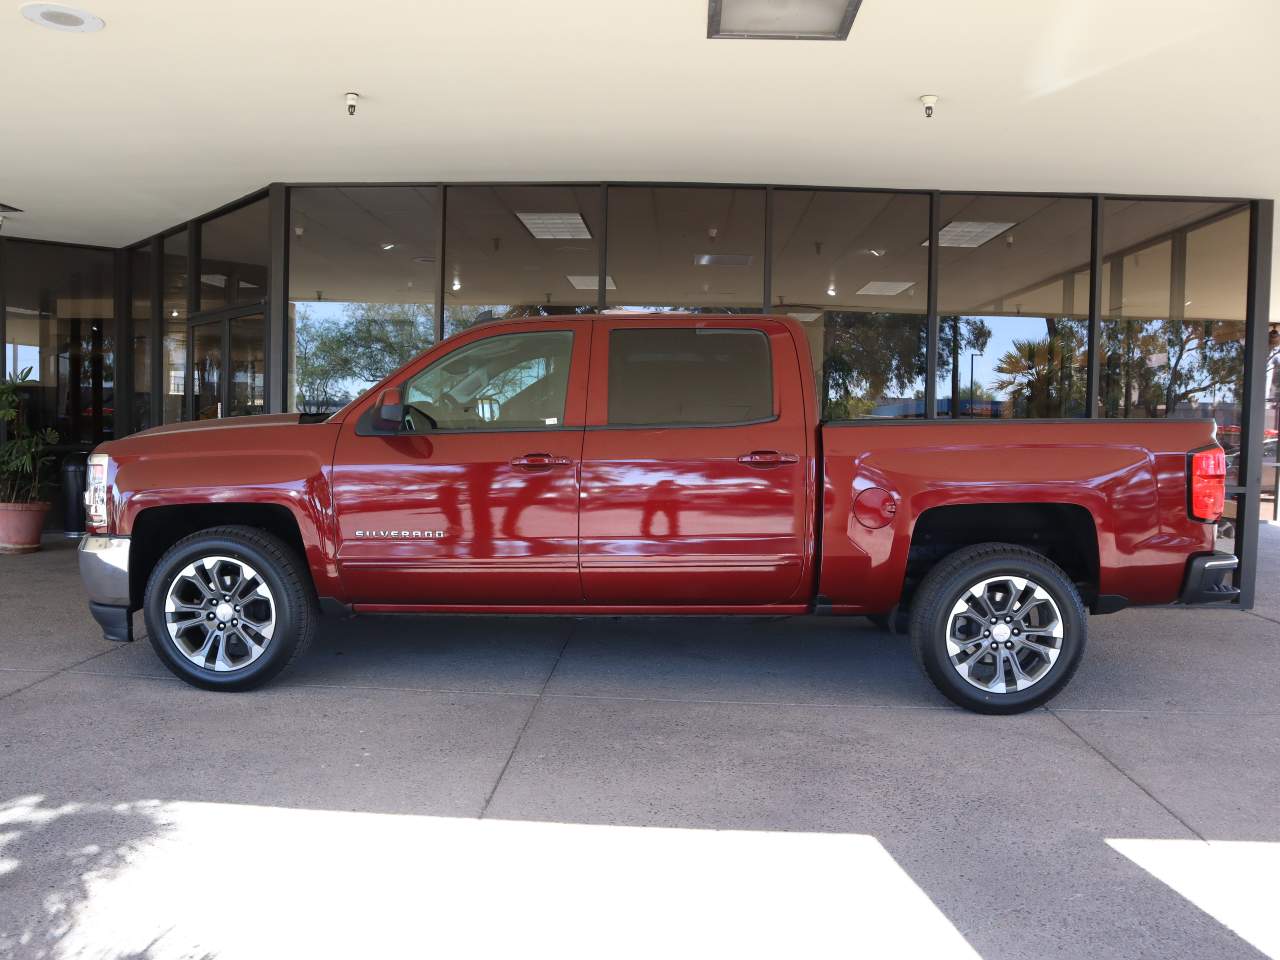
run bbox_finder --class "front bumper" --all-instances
[1179,551,1240,604]
[78,535,134,642]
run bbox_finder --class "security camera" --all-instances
[345,92,359,117]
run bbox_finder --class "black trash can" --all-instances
[62,452,88,539]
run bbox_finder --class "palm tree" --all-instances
[992,332,1086,418]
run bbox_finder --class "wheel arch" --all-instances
[905,502,1100,609]
[129,503,312,609]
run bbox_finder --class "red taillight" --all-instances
[1189,447,1226,522]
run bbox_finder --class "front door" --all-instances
[579,318,811,605]
[331,322,589,605]
[189,310,266,420]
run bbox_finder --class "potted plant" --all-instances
[0,367,59,554]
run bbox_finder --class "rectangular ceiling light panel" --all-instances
[708,0,861,40]
[856,281,916,296]
[566,275,616,291]
[694,254,755,266]
[516,212,592,240]
[934,221,1017,248]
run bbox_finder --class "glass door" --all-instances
[228,313,266,417]
[187,309,266,420]
[191,320,223,420]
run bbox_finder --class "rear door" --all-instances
[579,317,810,604]
[331,320,589,605]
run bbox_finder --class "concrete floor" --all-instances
[1,528,1278,959]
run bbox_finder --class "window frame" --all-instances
[352,319,590,437]
[588,318,782,431]
[401,328,576,433]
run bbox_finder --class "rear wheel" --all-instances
[910,543,1086,714]
[143,525,317,691]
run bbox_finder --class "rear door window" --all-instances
[607,328,773,427]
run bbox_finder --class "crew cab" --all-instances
[78,314,1239,713]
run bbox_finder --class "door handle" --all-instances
[510,453,573,469]
[738,450,799,467]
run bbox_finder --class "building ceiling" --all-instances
[2,0,1277,307]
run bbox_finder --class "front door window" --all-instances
[402,330,573,431]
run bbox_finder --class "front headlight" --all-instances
[85,453,111,532]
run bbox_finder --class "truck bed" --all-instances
[818,418,1219,613]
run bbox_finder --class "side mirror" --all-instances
[374,387,404,430]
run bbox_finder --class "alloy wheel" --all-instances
[164,555,276,672]
[944,575,1064,693]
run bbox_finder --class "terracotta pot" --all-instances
[0,501,51,554]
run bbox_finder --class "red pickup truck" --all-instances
[79,314,1238,713]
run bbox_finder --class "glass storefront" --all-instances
[935,196,1092,419]
[288,186,440,414]
[443,185,602,336]
[129,244,153,430]
[771,190,929,419]
[160,229,189,423]
[200,198,269,313]
[2,240,115,449]
[1,185,1265,442]
[1099,201,1247,431]
[0,182,1270,577]
[606,186,765,314]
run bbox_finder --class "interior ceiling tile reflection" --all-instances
[281,185,1251,324]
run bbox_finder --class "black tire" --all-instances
[910,543,1086,714]
[143,525,317,691]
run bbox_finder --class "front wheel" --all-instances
[910,543,1086,714]
[143,525,317,691]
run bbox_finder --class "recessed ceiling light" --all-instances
[566,275,616,291]
[826,284,837,297]
[413,256,435,264]
[866,248,886,257]
[926,221,1017,248]
[451,277,462,292]
[708,0,861,40]
[517,212,591,240]
[694,254,754,266]
[21,3,104,32]
[380,241,396,251]
[856,281,916,296]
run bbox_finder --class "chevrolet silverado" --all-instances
[78,314,1239,712]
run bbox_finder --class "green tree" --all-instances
[991,320,1088,418]
[822,312,930,418]
[293,303,436,413]
[1101,316,1262,418]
